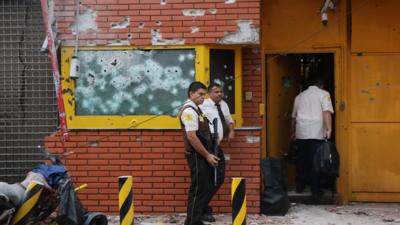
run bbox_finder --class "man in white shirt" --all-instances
[199,83,234,222]
[179,81,219,225]
[291,75,334,202]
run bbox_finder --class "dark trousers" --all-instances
[203,147,225,215]
[295,139,324,195]
[185,151,213,225]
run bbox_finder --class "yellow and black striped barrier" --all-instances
[11,181,44,225]
[118,175,134,225]
[231,177,246,225]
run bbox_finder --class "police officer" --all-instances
[199,83,234,222]
[179,81,219,225]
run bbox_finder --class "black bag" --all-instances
[261,157,290,216]
[57,180,87,225]
[313,140,340,178]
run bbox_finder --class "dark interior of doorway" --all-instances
[293,53,335,141]
[267,53,337,204]
[291,53,336,204]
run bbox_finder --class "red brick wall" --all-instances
[242,47,262,126]
[54,0,260,46]
[44,46,262,215]
[45,129,261,214]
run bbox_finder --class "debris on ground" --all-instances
[107,203,400,225]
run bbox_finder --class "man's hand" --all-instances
[325,128,332,139]
[323,111,333,140]
[291,132,296,141]
[206,153,220,167]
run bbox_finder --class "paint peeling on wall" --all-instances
[246,136,260,143]
[86,41,96,46]
[75,49,196,115]
[182,9,206,17]
[111,16,130,29]
[106,39,131,46]
[208,8,218,14]
[151,29,185,45]
[225,0,236,4]
[70,7,98,34]
[191,26,199,33]
[217,20,259,44]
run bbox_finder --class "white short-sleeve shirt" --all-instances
[292,86,334,140]
[200,98,233,142]
[180,100,200,132]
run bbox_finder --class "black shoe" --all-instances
[201,213,216,222]
[296,184,305,193]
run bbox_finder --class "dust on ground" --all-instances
[108,202,400,225]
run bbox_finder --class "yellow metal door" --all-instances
[266,55,301,187]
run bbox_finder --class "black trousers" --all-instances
[295,139,324,195]
[203,147,225,215]
[185,151,214,225]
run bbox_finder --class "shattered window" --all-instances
[210,49,235,113]
[75,49,196,116]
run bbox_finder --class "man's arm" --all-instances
[291,118,296,140]
[186,131,219,167]
[323,111,332,139]
[228,123,235,141]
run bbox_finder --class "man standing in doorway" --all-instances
[200,83,235,222]
[291,75,334,202]
[179,81,220,225]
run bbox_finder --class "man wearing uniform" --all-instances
[179,81,220,225]
[199,83,234,222]
[291,75,334,202]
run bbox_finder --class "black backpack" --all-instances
[313,140,340,178]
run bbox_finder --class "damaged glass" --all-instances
[75,49,196,116]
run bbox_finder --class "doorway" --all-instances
[265,53,335,199]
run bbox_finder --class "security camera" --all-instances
[321,12,328,26]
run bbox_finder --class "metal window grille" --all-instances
[0,0,58,183]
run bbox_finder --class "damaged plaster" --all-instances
[217,20,259,44]
[225,0,236,4]
[246,136,260,143]
[182,9,206,17]
[191,26,199,33]
[70,7,98,34]
[111,16,130,29]
[208,8,218,14]
[106,39,131,46]
[151,29,185,45]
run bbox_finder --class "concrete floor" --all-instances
[108,202,400,225]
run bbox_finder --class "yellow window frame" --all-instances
[61,45,242,129]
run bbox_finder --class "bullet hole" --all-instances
[104,69,107,73]
[138,21,145,29]
[155,20,162,26]
[111,59,117,66]
[127,33,132,39]
[160,0,167,5]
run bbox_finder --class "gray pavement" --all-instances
[108,203,400,225]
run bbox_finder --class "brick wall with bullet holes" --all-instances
[46,0,262,215]
[54,0,260,46]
